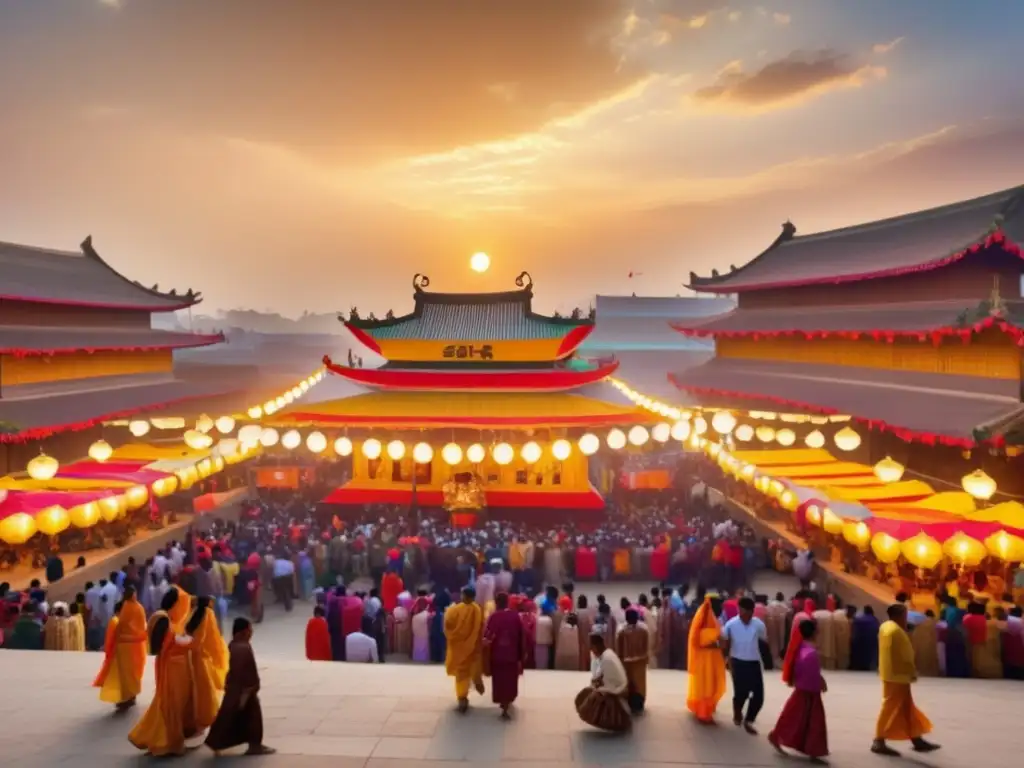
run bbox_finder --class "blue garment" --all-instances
[430,590,452,663]
[850,614,880,671]
[298,554,315,600]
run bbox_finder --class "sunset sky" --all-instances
[1,0,1022,317]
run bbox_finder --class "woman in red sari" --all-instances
[769,619,829,763]
[485,592,528,718]
[517,598,538,670]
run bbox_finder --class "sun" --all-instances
[470,251,490,273]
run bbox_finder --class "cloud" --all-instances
[873,37,905,54]
[773,12,791,25]
[691,51,887,112]
[689,14,710,28]
[486,83,520,103]
[728,10,741,22]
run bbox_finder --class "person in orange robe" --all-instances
[187,596,229,732]
[686,596,726,723]
[93,585,149,710]
[305,606,333,661]
[381,570,404,615]
[128,589,198,757]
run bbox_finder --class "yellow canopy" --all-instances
[730,448,836,466]
[0,476,135,491]
[830,480,934,504]
[872,491,977,517]
[967,500,1024,528]
[112,443,209,462]
[763,462,875,479]
[796,475,883,488]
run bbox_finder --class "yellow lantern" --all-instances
[578,433,600,456]
[627,426,649,447]
[247,405,263,420]
[804,430,825,449]
[128,419,151,437]
[259,428,280,447]
[740,463,757,481]
[711,411,736,435]
[870,455,907,484]
[152,476,179,498]
[27,452,59,481]
[291,386,302,398]
[306,432,327,454]
[755,426,775,443]
[768,478,785,497]
[671,420,692,441]
[833,426,861,452]
[196,458,214,478]
[466,443,486,464]
[334,436,354,456]
[214,416,235,435]
[413,442,434,464]
[0,512,36,544]
[821,507,844,535]
[944,531,988,566]
[124,485,149,511]
[870,532,901,564]
[88,439,113,463]
[184,429,209,450]
[984,530,1024,562]
[300,380,310,393]
[693,416,708,435]
[217,437,240,456]
[779,490,798,512]
[492,442,514,465]
[283,391,295,405]
[651,423,671,443]
[775,428,796,447]
[238,424,263,444]
[195,414,214,433]
[901,532,942,569]
[521,441,542,464]
[387,440,406,461]
[36,505,70,536]
[708,442,722,459]
[150,417,185,430]
[805,504,822,526]
[70,501,101,528]
[362,438,382,460]
[281,430,302,450]
[734,424,754,442]
[606,429,627,450]
[263,400,277,415]
[441,442,463,465]
[99,496,121,522]
[842,520,871,550]
[552,439,572,461]
[961,469,996,501]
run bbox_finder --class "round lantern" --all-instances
[70,501,101,529]
[0,512,36,544]
[961,469,996,501]
[693,416,708,436]
[175,467,197,491]
[283,391,295,404]
[821,507,844,535]
[152,476,179,498]
[413,442,434,464]
[651,423,671,443]
[247,405,263,419]
[184,429,209,450]
[804,430,825,449]
[97,496,120,522]
[124,485,149,511]
[804,504,822,526]
[779,490,799,512]
[627,425,649,447]
[27,452,59,481]
[306,432,327,454]
[195,414,214,433]
[873,456,905,484]
[88,439,113,463]
[984,530,1024,562]
[521,441,542,464]
[606,429,626,450]
[842,521,871,550]
[578,433,600,456]
[734,424,753,442]
[740,463,756,481]
[441,443,463,465]
[291,386,302,398]
[238,424,263,444]
[775,428,796,447]
[755,426,775,443]
[217,438,240,457]
[552,439,572,461]
[387,440,406,461]
[870,532,902,564]
[833,426,861,452]
[671,420,692,442]
[362,438,382,460]
[214,416,235,435]
[36,505,70,537]
[901,532,942,569]
[128,419,151,438]
[711,411,736,435]
[150,417,185,430]
[944,532,988,566]
[263,400,277,415]
[299,380,310,393]
[492,442,514,465]
[466,443,486,463]
[334,436,353,456]
[281,430,302,450]
[259,428,280,447]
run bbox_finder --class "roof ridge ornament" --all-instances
[781,220,796,239]
[515,271,533,289]
[412,273,431,292]
[988,275,1006,317]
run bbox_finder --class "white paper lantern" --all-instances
[606,429,627,450]
[552,439,572,461]
[387,440,406,461]
[755,425,776,443]
[88,440,113,463]
[184,429,210,450]
[413,442,434,464]
[492,442,514,465]
[775,428,796,447]
[693,416,708,435]
[627,425,649,446]
[874,456,905,484]
[804,430,825,449]
[651,423,671,443]
[521,441,542,464]
[734,424,754,442]
[215,416,236,434]
[306,431,327,453]
[128,420,151,437]
[281,430,302,450]
[442,442,463,465]
[195,414,214,433]
[711,411,737,435]
[247,406,263,420]
[961,469,997,501]
[334,436,353,456]
[27,452,59,481]
[217,437,240,456]
[362,438,382,460]
[238,424,263,444]
[671,420,692,441]
[259,428,280,447]
[834,426,861,452]
[466,443,486,463]
[578,433,600,456]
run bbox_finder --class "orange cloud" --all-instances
[873,37,905,54]
[691,51,887,112]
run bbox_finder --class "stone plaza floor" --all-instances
[0,646,1015,768]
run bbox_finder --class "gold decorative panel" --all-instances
[0,349,174,386]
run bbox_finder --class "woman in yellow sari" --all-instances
[444,587,485,712]
[94,586,149,709]
[128,588,198,757]
[187,596,229,731]
[687,596,726,723]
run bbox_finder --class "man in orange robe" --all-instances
[305,606,333,661]
[93,585,148,710]
[686,596,726,723]
[381,570,404,614]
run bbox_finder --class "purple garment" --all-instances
[485,609,524,705]
[793,643,823,692]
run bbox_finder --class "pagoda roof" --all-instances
[688,185,1024,293]
[0,326,224,356]
[594,294,735,318]
[0,236,202,311]
[343,273,592,344]
[669,357,1024,446]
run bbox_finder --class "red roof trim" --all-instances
[667,375,1004,449]
[321,484,606,510]
[274,411,648,427]
[693,229,1022,293]
[0,294,196,312]
[342,322,383,355]
[672,311,1024,345]
[556,324,594,357]
[322,356,619,391]
[0,333,225,357]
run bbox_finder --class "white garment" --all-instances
[411,611,429,639]
[535,615,554,645]
[169,547,185,576]
[593,649,629,695]
[345,632,379,663]
[152,555,169,581]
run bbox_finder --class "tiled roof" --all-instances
[690,185,1024,292]
[670,357,1024,440]
[594,295,735,318]
[0,237,200,310]
[363,300,574,340]
[0,326,223,354]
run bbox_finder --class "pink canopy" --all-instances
[57,460,172,485]
[0,489,119,521]
[866,517,1024,542]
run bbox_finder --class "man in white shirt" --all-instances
[345,616,380,663]
[722,596,768,734]
[576,631,631,732]
[151,550,170,582]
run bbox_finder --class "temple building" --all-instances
[268,273,654,512]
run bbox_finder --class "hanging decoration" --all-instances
[260,428,280,447]
[306,432,327,454]
[238,424,263,444]
[552,438,572,461]
[775,428,796,447]
[651,423,671,443]
[755,425,775,443]
[734,424,753,442]
[362,438,383,459]
[672,420,692,441]
[627,425,649,447]
[578,433,600,456]
[334,436,353,456]
[466,443,486,463]
[873,456,905,483]
[944,532,988,566]
[693,416,708,436]
[281,430,302,450]
[711,411,737,435]
[804,430,825,448]
[247,406,263,420]
[386,440,406,461]
[36,505,70,537]
[413,442,434,464]
[442,442,463,465]
[961,469,996,501]
[521,441,542,464]
[215,416,236,435]
[88,440,113,463]
[27,452,59,481]
[606,429,626,450]
[492,442,514,465]
[833,426,861,452]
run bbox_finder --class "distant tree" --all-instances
[385,309,395,320]
[349,306,360,321]
[552,310,562,319]
[588,305,596,321]
[570,307,581,320]
[368,312,378,322]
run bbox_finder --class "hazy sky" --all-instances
[1,0,1022,317]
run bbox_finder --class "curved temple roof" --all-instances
[688,185,1024,293]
